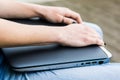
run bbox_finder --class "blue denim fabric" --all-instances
[0,22,120,80]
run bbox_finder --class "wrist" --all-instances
[52,27,65,44]
[46,27,63,43]
[29,4,48,18]
[40,26,64,44]
[16,2,40,18]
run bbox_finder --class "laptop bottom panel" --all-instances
[12,58,110,72]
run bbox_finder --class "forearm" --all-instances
[0,19,59,47]
[0,0,43,18]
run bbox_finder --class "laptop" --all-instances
[2,18,112,72]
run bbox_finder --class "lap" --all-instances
[1,63,120,80]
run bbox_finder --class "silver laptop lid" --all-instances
[2,44,111,68]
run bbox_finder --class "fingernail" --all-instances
[72,21,77,24]
[99,40,104,46]
[104,43,107,46]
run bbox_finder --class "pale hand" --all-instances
[34,6,82,24]
[57,24,104,47]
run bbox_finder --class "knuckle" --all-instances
[84,26,90,31]
[93,34,99,38]
[64,18,73,24]
[95,39,100,44]
[83,37,90,43]
[54,15,63,23]
[85,26,95,33]
[56,18,62,23]
[83,31,89,35]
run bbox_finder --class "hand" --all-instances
[34,6,82,24]
[57,24,104,47]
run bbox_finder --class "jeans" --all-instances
[0,22,120,80]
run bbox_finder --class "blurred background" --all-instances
[18,0,120,62]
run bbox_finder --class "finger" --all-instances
[89,31,102,39]
[88,38,104,46]
[64,10,82,23]
[88,33,101,39]
[63,17,76,24]
[83,25,101,38]
[71,11,82,23]
[86,31,101,39]
[83,25,98,34]
[98,39,104,46]
[55,14,76,24]
[82,35,104,46]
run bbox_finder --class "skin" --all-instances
[0,0,104,48]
